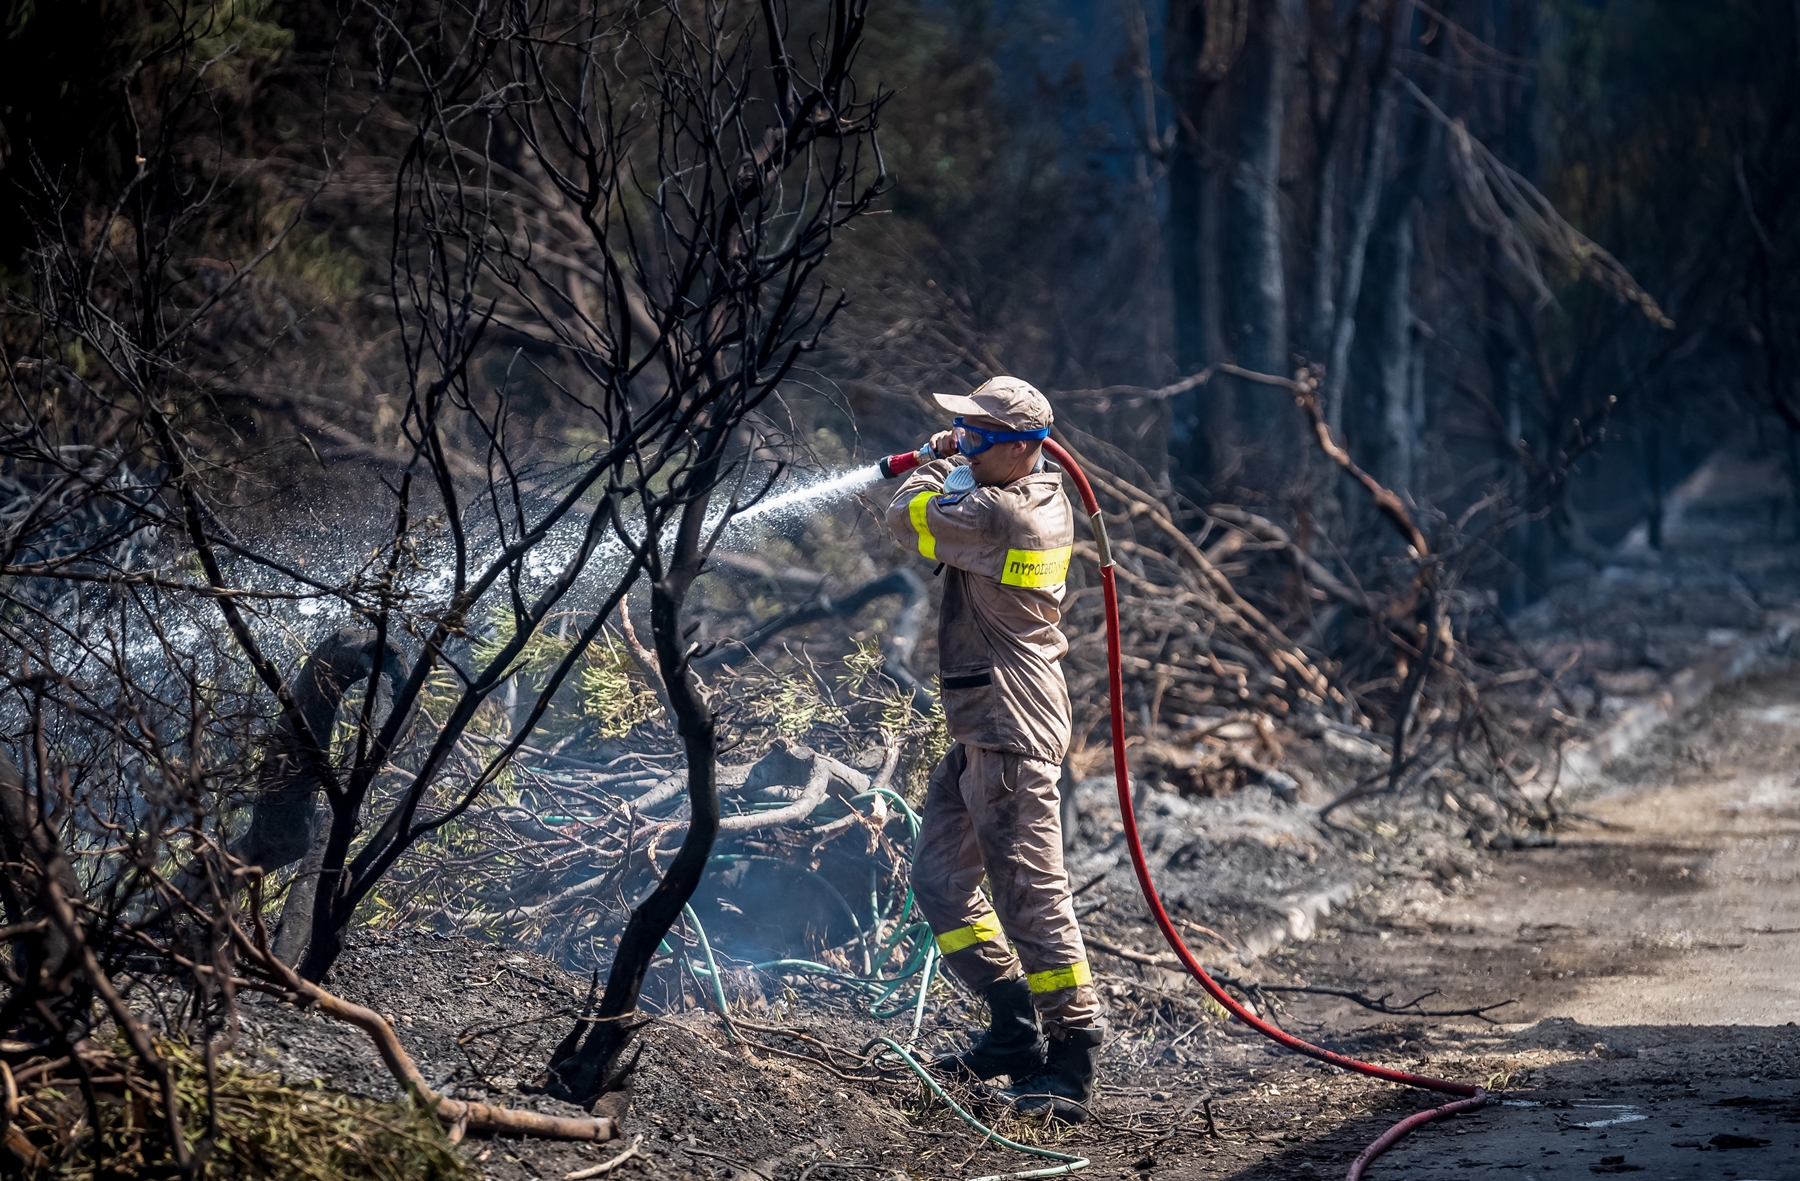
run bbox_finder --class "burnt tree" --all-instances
[10,0,884,1123]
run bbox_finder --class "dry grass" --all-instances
[7,1039,468,1181]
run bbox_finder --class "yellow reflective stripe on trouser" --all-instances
[908,491,938,560]
[1000,545,1072,588]
[1026,961,1092,993]
[934,912,1004,955]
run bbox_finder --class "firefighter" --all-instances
[884,376,1104,1121]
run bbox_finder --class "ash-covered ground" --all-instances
[224,721,1547,1181]
[225,449,1800,1181]
[234,666,1800,1181]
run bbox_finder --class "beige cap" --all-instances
[932,376,1053,431]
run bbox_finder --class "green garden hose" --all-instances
[865,1036,1088,1181]
[678,902,740,1043]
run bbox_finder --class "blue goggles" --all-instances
[953,417,1051,457]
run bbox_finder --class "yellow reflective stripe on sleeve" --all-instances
[934,912,1004,955]
[1026,960,1092,993]
[1000,545,1072,588]
[908,491,938,561]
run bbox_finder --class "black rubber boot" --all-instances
[931,977,1046,1082]
[1000,1024,1104,1122]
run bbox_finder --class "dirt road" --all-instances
[1215,668,1800,1180]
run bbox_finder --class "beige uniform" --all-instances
[886,458,1100,1032]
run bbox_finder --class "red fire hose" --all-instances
[881,441,1486,1179]
[1040,440,1486,1180]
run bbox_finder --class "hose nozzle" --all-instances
[878,444,936,479]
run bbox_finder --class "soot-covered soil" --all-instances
[241,924,1410,1181]
[234,721,1507,1181]
[244,661,1800,1181]
[257,916,1796,1181]
[235,533,1800,1181]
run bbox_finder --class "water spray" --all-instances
[726,465,887,527]
[874,437,1486,1180]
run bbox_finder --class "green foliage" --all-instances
[761,673,849,741]
[474,608,576,688]
[839,635,886,694]
[410,662,465,728]
[578,635,659,739]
